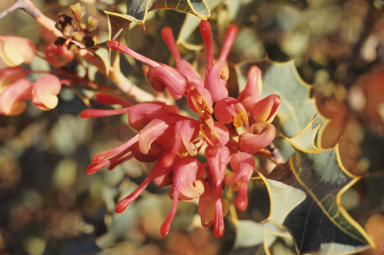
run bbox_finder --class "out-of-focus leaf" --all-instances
[43,234,102,255]
[177,0,223,47]
[234,220,263,249]
[53,158,78,189]
[88,47,110,79]
[177,0,247,48]
[103,11,131,42]
[261,119,374,255]
[102,12,131,67]
[51,114,91,156]
[234,58,324,160]
[102,0,210,25]
[82,48,110,77]
[233,220,291,255]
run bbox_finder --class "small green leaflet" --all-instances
[260,119,374,255]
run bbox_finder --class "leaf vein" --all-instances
[288,157,367,243]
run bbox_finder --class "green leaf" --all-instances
[260,120,374,255]
[234,220,292,255]
[177,0,224,47]
[234,220,264,248]
[102,0,210,25]
[234,58,324,160]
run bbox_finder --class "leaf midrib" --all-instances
[288,157,367,244]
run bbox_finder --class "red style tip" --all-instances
[160,223,171,237]
[161,27,181,62]
[219,25,239,61]
[200,21,213,72]
[86,160,110,175]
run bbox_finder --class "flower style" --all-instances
[82,21,281,238]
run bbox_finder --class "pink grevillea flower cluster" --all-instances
[81,21,281,238]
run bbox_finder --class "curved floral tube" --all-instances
[173,158,205,202]
[252,94,281,123]
[239,123,276,154]
[198,182,229,238]
[225,152,255,210]
[237,66,262,112]
[161,158,205,237]
[205,145,229,188]
[161,27,204,86]
[214,97,248,127]
[146,65,187,99]
[138,118,170,155]
[206,60,229,102]
[218,24,238,61]
[128,102,177,131]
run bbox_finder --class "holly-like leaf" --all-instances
[233,220,292,255]
[260,119,374,255]
[234,58,324,160]
[102,0,210,25]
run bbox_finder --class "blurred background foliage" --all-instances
[1,0,384,254]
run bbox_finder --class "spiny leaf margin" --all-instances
[259,119,374,255]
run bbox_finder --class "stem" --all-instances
[0,2,22,20]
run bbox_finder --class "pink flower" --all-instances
[225,152,255,211]
[45,42,74,68]
[0,67,27,92]
[205,145,229,188]
[107,40,187,99]
[239,123,276,154]
[252,94,281,123]
[0,36,36,67]
[162,27,204,87]
[0,70,62,115]
[32,74,62,111]
[82,21,282,238]
[0,78,32,115]
[198,181,229,238]
[237,66,262,112]
[161,158,205,236]
[214,97,248,127]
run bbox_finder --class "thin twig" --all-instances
[0,2,22,20]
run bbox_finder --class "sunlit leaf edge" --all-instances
[99,0,210,25]
[257,123,376,254]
